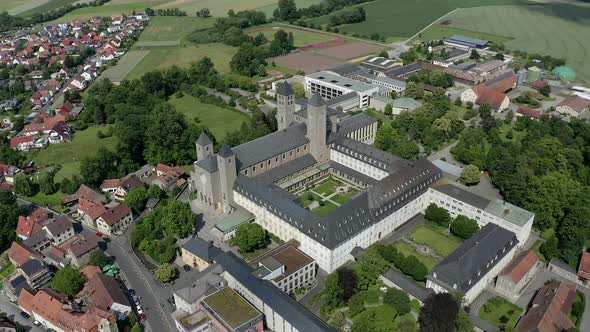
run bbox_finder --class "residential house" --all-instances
[78,266,132,319]
[100,179,121,194]
[516,281,576,332]
[62,184,105,207]
[16,207,51,240]
[10,136,35,151]
[18,289,119,332]
[577,252,590,286]
[96,203,133,236]
[113,175,143,201]
[152,164,185,190]
[495,250,540,299]
[77,198,107,229]
[43,216,75,246]
[65,235,99,267]
[180,237,221,272]
[16,258,52,289]
[460,72,516,111]
[8,242,43,267]
[517,106,544,120]
[556,96,590,118]
[0,164,19,185]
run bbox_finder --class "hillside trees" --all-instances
[419,293,460,332]
[0,190,22,252]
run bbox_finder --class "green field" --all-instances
[50,0,167,23]
[256,0,322,16]
[156,0,320,17]
[139,16,216,42]
[126,43,235,79]
[306,0,528,39]
[29,125,119,182]
[408,224,463,257]
[168,95,249,140]
[413,24,513,45]
[446,3,590,83]
[479,296,523,330]
[18,0,78,17]
[393,241,438,271]
[246,25,333,47]
[100,50,149,83]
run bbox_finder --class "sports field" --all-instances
[29,125,119,182]
[245,25,333,47]
[169,95,249,140]
[306,0,527,39]
[100,50,149,83]
[126,43,235,79]
[446,3,590,83]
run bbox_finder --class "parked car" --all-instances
[136,306,144,316]
[183,264,191,272]
[95,232,103,237]
[20,311,30,319]
[128,289,135,296]
[33,320,41,326]
[132,295,140,306]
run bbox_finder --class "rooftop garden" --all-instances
[203,288,260,329]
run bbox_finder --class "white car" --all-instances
[132,296,140,306]
[136,306,144,315]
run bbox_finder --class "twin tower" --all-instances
[276,82,328,162]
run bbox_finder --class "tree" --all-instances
[0,189,21,252]
[384,104,393,115]
[494,53,504,61]
[383,288,411,315]
[351,305,397,332]
[269,29,294,56]
[540,235,559,261]
[14,174,34,197]
[469,49,480,60]
[148,184,166,199]
[425,203,451,227]
[88,250,111,268]
[234,223,266,252]
[419,293,459,332]
[378,50,389,58]
[37,172,57,195]
[230,43,267,77]
[162,201,196,238]
[455,310,475,332]
[353,247,390,290]
[539,84,551,97]
[276,0,298,21]
[450,215,480,239]
[130,323,141,332]
[125,186,148,214]
[51,267,86,297]
[337,267,357,301]
[324,271,343,308]
[155,264,177,283]
[348,293,365,317]
[197,8,210,17]
[404,81,424,99]
[461,164,480,185]
[291,82,305,99]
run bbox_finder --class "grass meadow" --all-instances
[245,25,333,47]
[138,16,215,42]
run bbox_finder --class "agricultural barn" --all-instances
[443,35,489,49]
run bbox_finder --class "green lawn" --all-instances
[139,16,216,42]
[202,288,260,328]
[168,94,248,141]
[50,0,167,23]
[393,242,439,271]
[446,3,590,83]
[569,291,585,327]
[408,224,463,257]
[314,179,338,196]
[18,0,78,17]
[25,191,67,212]
[29,125,119,182]
[245,25,333,47]
[155,0,320,17]
[100,50,150,83]
[0,263,15,281]
[313,201,339,216]
[413,24,513,44]
[126,43,235,79]
[479,296,523,330]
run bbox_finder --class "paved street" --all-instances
[0,300,45,332]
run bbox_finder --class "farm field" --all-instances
[29,125,119,182]
[314,42,385,60]
[413,24,513,45]
[272,52,345,74]
[126,43,235,79]
[245,25,333,47]
[256,0,321,16]
[168,95,249,140]
[306,0,528,40]
[100,50,150,83]
[446,3,590,83]
[3,0,49,15]
[17,0,77,17]
[155,0,320,17]
[138,16,215,42]
[50,0,167,23]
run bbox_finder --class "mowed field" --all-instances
[414,24,513,45]
[138,16,215,42]
[169,95,249,140]
[100,50,149,82]
[29,125,119,182]
[306,0,528,39]
[446,3,590,83]
[155,0,320,17]
[50,0,167,23]
[245,25,334,47]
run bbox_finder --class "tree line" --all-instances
[274,0,374,22]
[144,8,187,16]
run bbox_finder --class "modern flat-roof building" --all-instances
[443,35,489,49]
[360,56,401,73]
[201,288,264,332]
[305,71,378,107]
[426,224,519,304]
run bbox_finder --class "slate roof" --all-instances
[196,155,218,173]
[444,35,488,48]
[216,252,337,332]
[332,137,409,173]
[19,259,47,278]
[308,93,325,107]
[254,154,317,184]
[231,122,309,169]
[196,131,212,146]
[381,268,433,301]
[181,237,222,262]
[44,216,72,236]
[333,113,378,141]
[428,224,517,293]
[276,81,294,96]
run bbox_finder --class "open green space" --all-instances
[296,176,359,216]
[446,3,590,83]
[245,25,333,47]
[408,224,463,257]
[305,0,528,39]
[313,200,338,217]
[413,24,513,44]
[0,263,15,281]
[392,241,438,271]
[203,288,260,328]
[29,125,119,182]
[50,0,167,23]
[168,94,248,140]
[17,0,78,17]
[139,16,216,42]
[100,50,150,83]
[479,296,523,330]
[256,0,321,16]
[569,291,585,327]
[26,191,67,212]
[126,43,235,79]
[155,0,320,17]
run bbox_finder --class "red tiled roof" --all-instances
[474,85,508,109]
[578,252,590,280]
[500,250,539,284]
[9,242,40,266]
[558,96,590,114]
[517,106,543,119]
[22,116,66,134]
[16,215,43,238]
[65,235,99,258]
[10,136,33,148]
[486,73,517,93]
[100,178,121,190]
[78,270,131,310]
[533,80,547,89]
[77,199,107,220]
[516,281,576,332]
[99,203,131,226]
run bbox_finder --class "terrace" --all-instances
[294,175,360,216]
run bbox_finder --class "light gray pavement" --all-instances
[0,300,45,332]
[381,213,425,246]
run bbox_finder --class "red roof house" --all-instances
[578,252,590,281]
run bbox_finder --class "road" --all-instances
[0,300,45,332]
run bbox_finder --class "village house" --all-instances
[516,281,576,332]
[78,266,132,319]
[495,250,541,299]
[556,95,590,118]
[460,72,516,111]
[95,203,133,236]
[112,174,143,201]
[64,235,100,267]
[77,198,107,229]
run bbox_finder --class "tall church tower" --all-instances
[306,93,328,161]
[276,81,295,131]
[196,131,213,161]
[217,144,237,213]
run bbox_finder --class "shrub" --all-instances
[450,215,480,239]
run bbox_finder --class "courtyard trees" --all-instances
[450,215,480,239]
[419,293,460,332]
[425,203,451,227]
[233,223,266,253]
[51,267,85,297]
[461,164,481,185]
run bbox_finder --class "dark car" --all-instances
[128,289,136,296]
[20,311,30,319]
[183,264,191,272]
